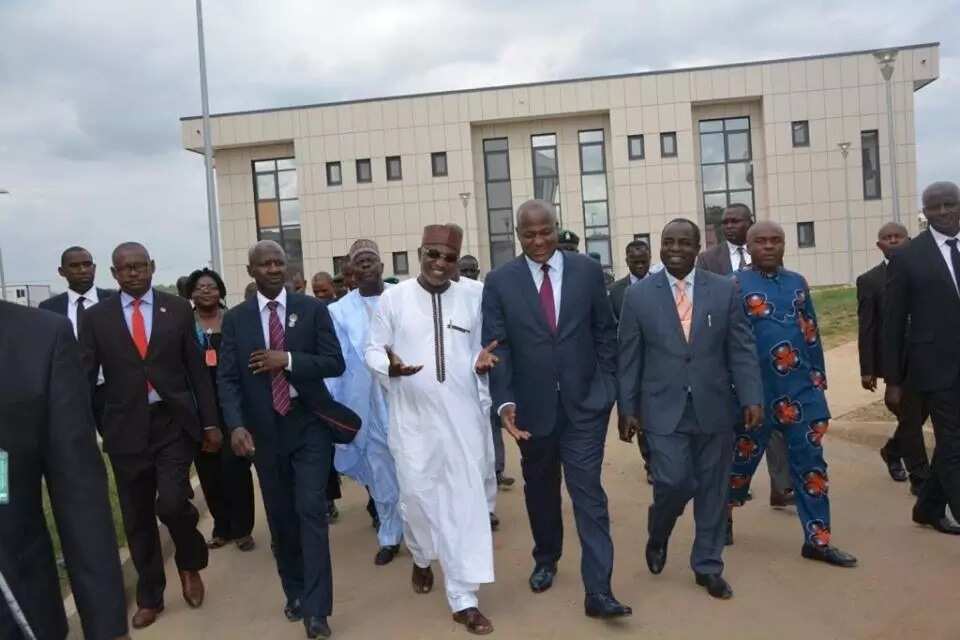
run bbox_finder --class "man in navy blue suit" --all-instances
[481,199,631,619]
[218,240,345,639]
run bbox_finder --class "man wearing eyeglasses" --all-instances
[365,224,497,635]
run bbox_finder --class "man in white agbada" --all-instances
[365,224,497,636]
[325,239,403,566]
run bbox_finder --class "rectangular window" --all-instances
[386,156,402,181]
[253,157,303,277]
[356,158,372,183]
[531,133,561,224]
[628,134,645,160]
[326,161,342,186]
[579,129,611,268]
[483,138,515,268]
[698,117,754,249]
[797,222,816,248]
[792,121,810,147]
[332,255,348,275]
[861,130,881,200]
[392,251,409,275]
[633,233,651,248]
[431,152,448,177]
[660,132,678,158]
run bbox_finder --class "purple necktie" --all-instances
[539,263,557,334]
[267,301,291,416]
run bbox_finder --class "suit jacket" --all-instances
[616,269,762,435]
[217,292,345,456]
[607,276,631,323]
[0,301,126,640]
[883,229,960,390]
[695,242,734,275]
[38,288,115,317]
[481,251,618,437]
[79,289,218,455]
[856,262,887,378]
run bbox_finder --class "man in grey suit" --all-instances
[696,203,794,509]
[617,218,763,600]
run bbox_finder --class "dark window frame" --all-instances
[482,137,516,269]
[326,161,342,186]
[861,130,882,200]
[797,221,816,248]
[431,152,448,178]
[660,132,678,158]
[386,155,403,181]
[698,117,755,249]
[578,129,612,268]
[356,158,372,184]
[791,121,810,147]
[252,156,303,277]
[392,251,410,275]
[332,255,349,275]
[531,133,562,225]
[628,134,645,160]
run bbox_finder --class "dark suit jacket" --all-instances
[696,242,734,275]
[79,289,218,455]
[616,270,762,435]
[38,288,115,317]
[883,230,960,390]
[0,301,126,640]
[856,262,887,378]
[481,252,618,437]
[608,276,631,323]
[217,292,345,456]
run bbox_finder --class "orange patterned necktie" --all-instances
[674,279,692,341]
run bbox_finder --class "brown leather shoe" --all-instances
[769,488,796,508]
[131,605,163,629]
[180,570,205,608]
[411,564,434,594]
[452,607,494,635]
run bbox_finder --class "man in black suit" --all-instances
[857,222,930,493]
[695,203,794,509]
[218,240,345,639]
[482,199,631,619]
[80,242,220,629]
[884,181,960,535]
[0,301,128,640]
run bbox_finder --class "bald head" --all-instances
[112,241,149,266]
[246,239,287,298]
[110,241,154,297]
[516,199,560,264]
[312,271,336,300]
[248,239,285,265]
[876,221,909,258]
[746,221,785,273]
[922,181,960,236]
[746,220,784,243]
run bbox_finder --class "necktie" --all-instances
[736,247,746,271]
[131,299,153,393]
[674,279,692,341]
[539,263,557,334]
[947,238,960,293]
[267,301,291,416]
[75,296,86,335]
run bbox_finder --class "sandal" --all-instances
[411,564,434,594]
[452,607,494,635]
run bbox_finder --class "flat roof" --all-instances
[181,42,939,122]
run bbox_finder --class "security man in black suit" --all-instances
[856,222,930,493]
[884,181,960,535]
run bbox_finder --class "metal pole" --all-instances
[459,192,472,255]
[875,50,901,224]
[0,190,8,301]
[838,143,854,285]
[196,0,221,272]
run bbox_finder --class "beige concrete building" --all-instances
[181,43,940,304]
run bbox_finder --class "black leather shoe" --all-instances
[913,507,960,534]
[374,544,400,566]
[725,516,734,546]
[489,512,500,531]
[529,563,557,593]
[284,599,302,622]
[304,616,331,639]
[695,573,733,599]
[497,472,515,488]
[801,543,858,567]
[880,447,908,482]
[584,592,632,618]
[645,538,667,575]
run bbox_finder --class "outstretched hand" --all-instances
[386,347,423,377]
[475,340,500,374]
[500,404,532,441]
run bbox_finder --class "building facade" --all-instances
[181,43,939,304]
[3,284,52,307]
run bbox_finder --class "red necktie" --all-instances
[131,299,153,392]
[539,263,557,334]
[267,301,292,416]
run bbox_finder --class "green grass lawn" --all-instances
[811,285,857,349]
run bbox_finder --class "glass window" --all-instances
[727,162,753,190]
[486,181,512,210]
[578,129,611,268]
[280,199,301,226]
[326,162,342,186]
[278,169,298,198]
[356,158,372,183]
[386,156,402,181]
[276,158,296,170]
[533,177,560,205]
[483,138,514,268]
[792,121,810,147]
[484,138,508,153]
[256,201,280,228]
[579,130,604,144]
[701,165,726,193]
[256,173,276,200]
[861,130,881,200]
[586,238,612,266]
[254,159,276,172]
[252,157,301,271]
[725,118,749,131]
[431,152,448,177]
[798,221,816,248]
[491,238,515,268]
[581,174,608,202]
[726,132,750,161]
[580,144,604,173]
[489,209,513,235]
[628,134,645,160]
[533,147,558,176]
[699,133,725,164]
[332,256,348,275]
[531,134,556,148]
[485,152,510,181]
[660,132,678,158]
[698,118,754,249]
[699,120,723,133]
[392,251,409,275]
[584,201,608,227]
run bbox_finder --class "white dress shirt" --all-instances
[524,249,564,321]
[120,289,162,404]
[728,241,752,271]
[665,268,696,306]
[629,273,646,285]
[929,226,960,294]
[256,288,297,397]
[66,287,98,338]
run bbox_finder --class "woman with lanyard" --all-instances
[187,268,257,552]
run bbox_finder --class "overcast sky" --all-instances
[0,0,957,290]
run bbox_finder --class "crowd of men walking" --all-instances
[1,180,958,640]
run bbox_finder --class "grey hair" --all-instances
[248,239,285,264]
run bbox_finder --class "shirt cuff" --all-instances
[286,352,293,372]
[497,402,515,416]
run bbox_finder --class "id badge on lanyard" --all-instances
[0,449,9,505]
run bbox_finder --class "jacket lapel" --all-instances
[516,256,553,335]
[243,297,267,351]
[145,290,163,359]
[721,244,734,275]
[654,271,688,348]
[112,294,143,362]
[556,252,574,337]
[688,270,710,345]
[923,230,960,301]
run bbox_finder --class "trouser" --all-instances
[636,431,650,471]
[411,553,480,612]
[195,438,255,541]
[326,463,342,501]
[109,403,208,609]
[365,438,404,547]
[255,404,334,617]
[729,416,832,546]
[766,429,793,494]
[883,384,931,482]
[915,377,960,521]
[517,402,614,595]
[490,408,505,474]
[644,399,733,575]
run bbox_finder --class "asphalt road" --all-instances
[129,432,959,640]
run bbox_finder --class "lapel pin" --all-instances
[160,307,167,313]
[288,313,298,328]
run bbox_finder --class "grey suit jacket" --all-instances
[616,269,762,435]
[696,242,733,276]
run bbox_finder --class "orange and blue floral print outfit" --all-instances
[729,268,833,547]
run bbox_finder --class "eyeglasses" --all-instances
[423,248,459,263]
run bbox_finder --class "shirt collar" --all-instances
[257,287,288,313]
[665,268,696,289]
[121,288,153,308]
[629,272,647,285]
[525,249,564,275]
[727,241,745,255]
[930,226,960,247]
[67,286,97,305]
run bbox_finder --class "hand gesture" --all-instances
[231,427,256,459]
[743,405,763,430]
[386,347,423,377]
[474,340,500,374]
[201,427,223,453]
[860,375,877,392]
[618,415,641,443]
[249,349,288,375]
[500,404,532,441]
